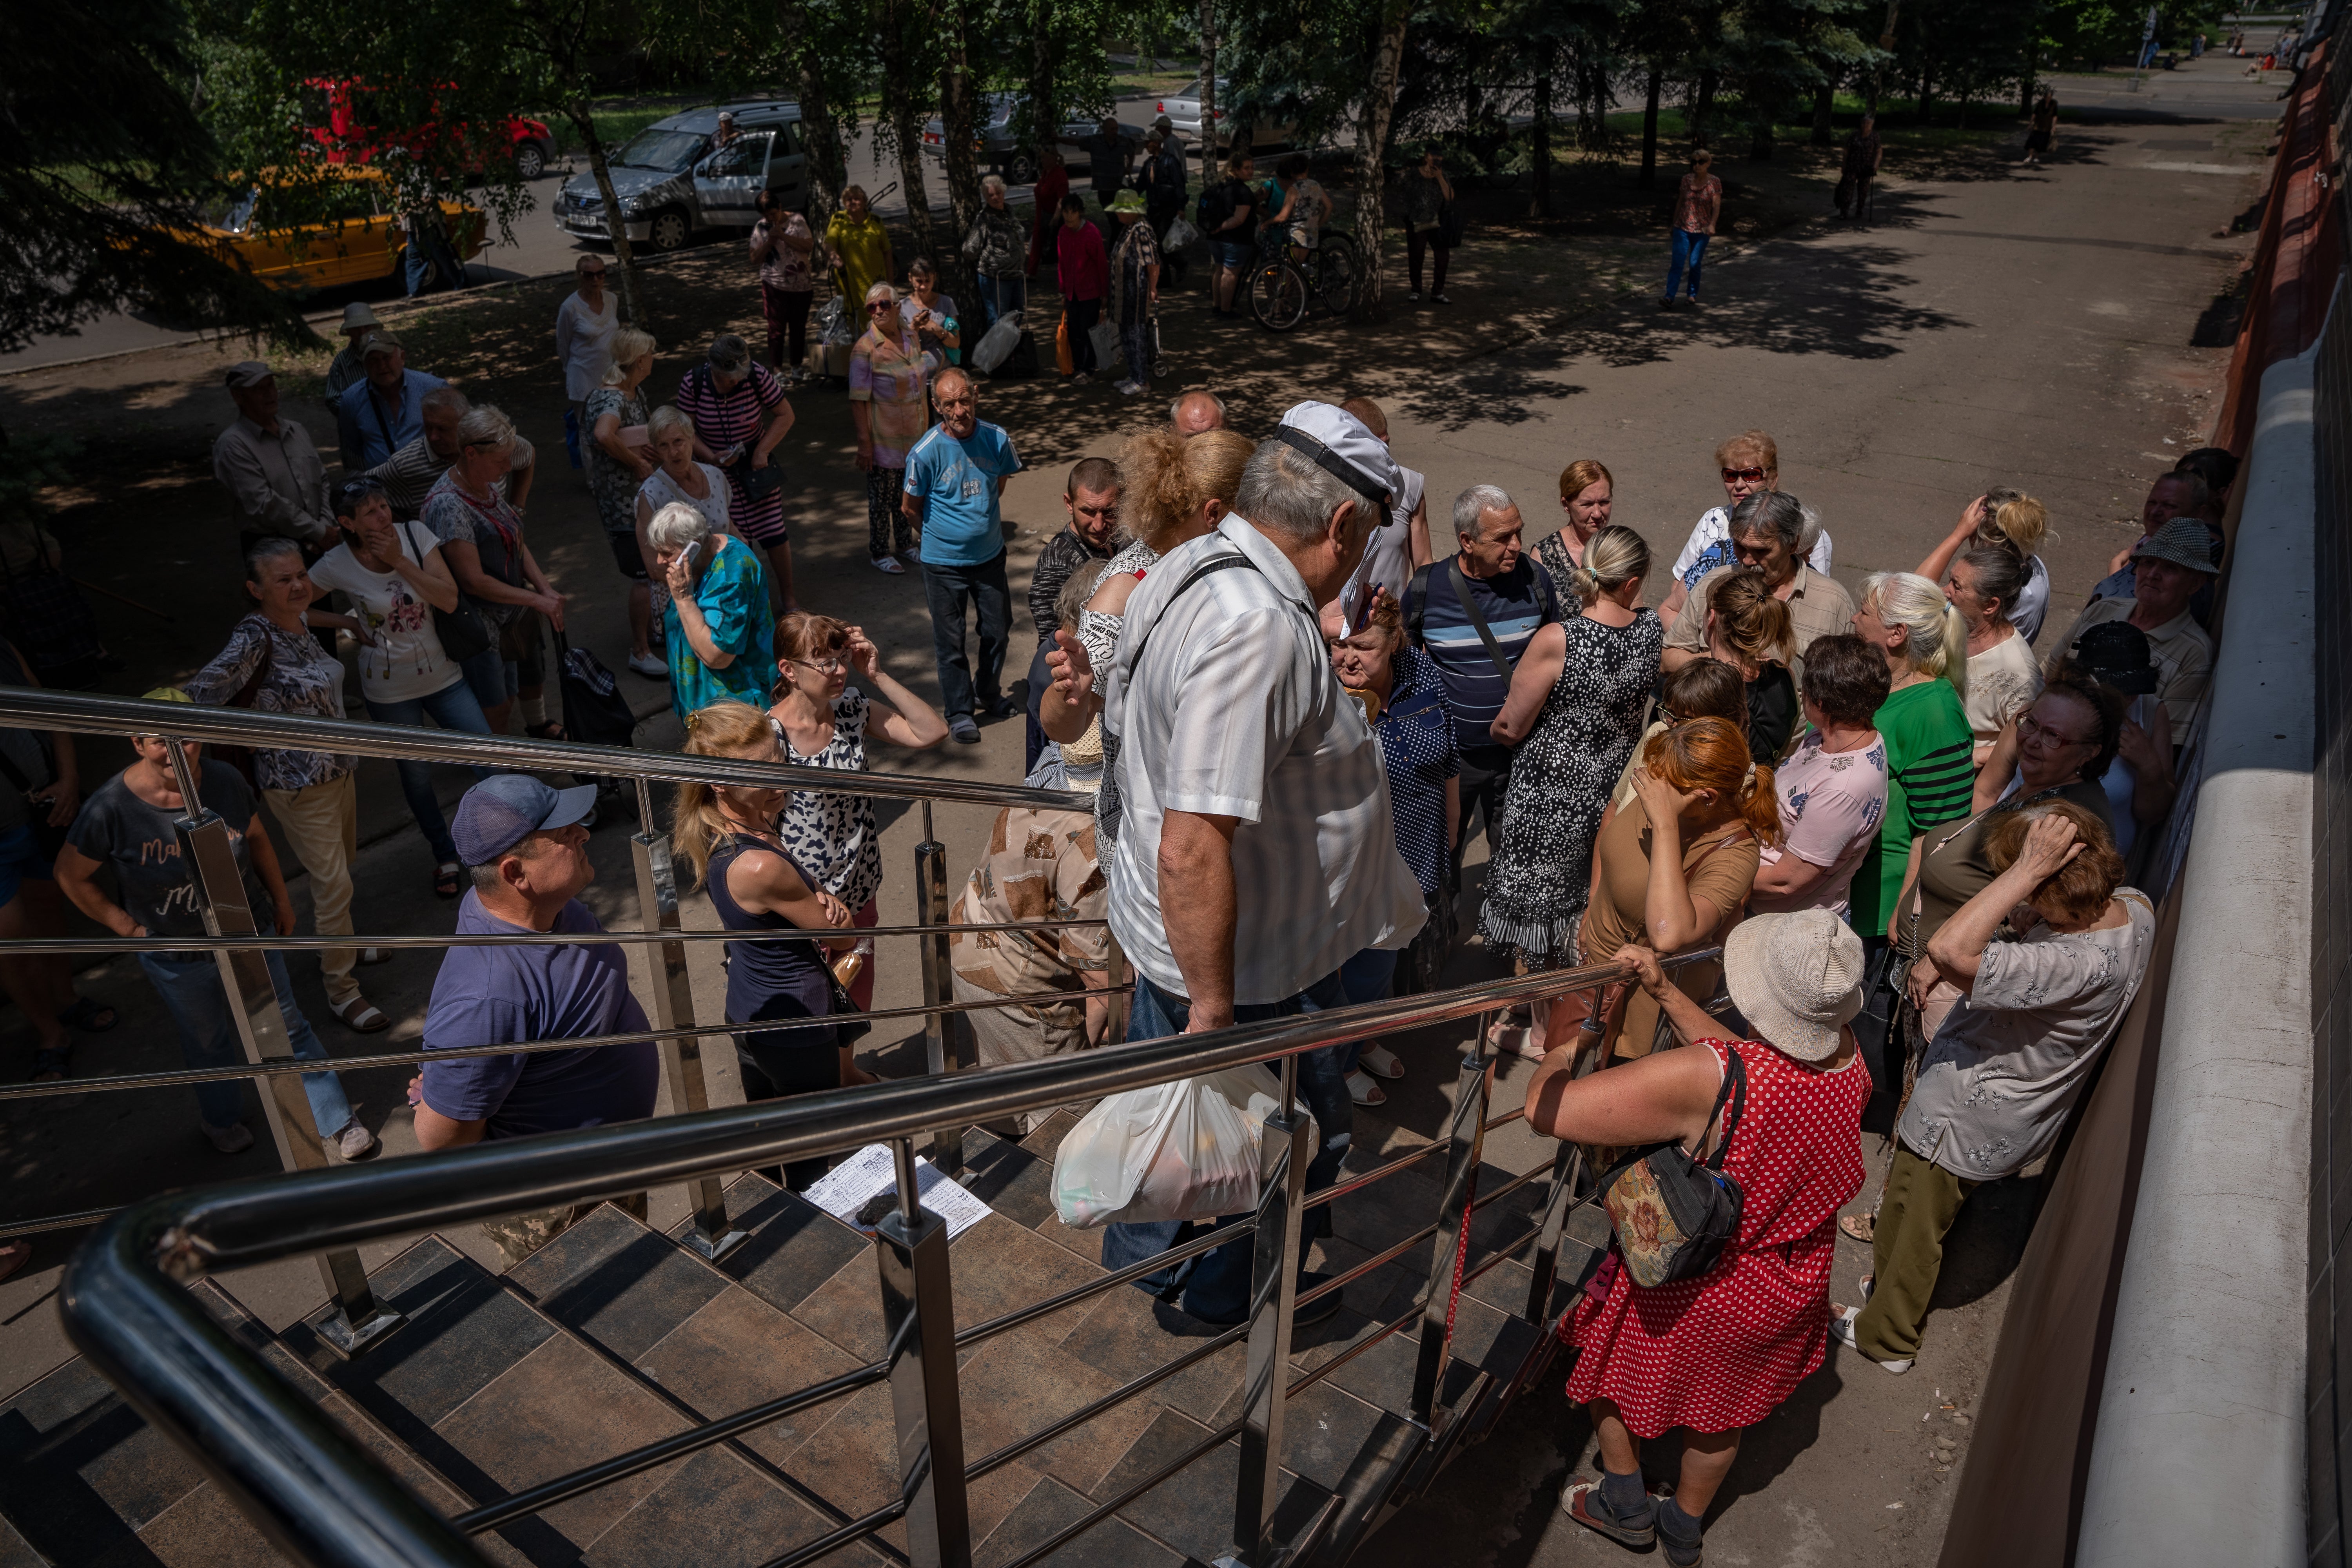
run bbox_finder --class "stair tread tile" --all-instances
[1205,1378,1397,1495]
[431,1330,691,1554]
[786,1379,1044,1552]
[952,1324,1161,1497]
[1326,1163,1445,1257]
[952,1130,1060,1230]
[576,1444,848,1568]
[0,1369,209,1554]
[1446,1293,1541,1383]
[1018,1109,1082,1160]
[1466,1160,1548,1256]
[1089,1406,1328,1565]
[1050,1285,1245,1425]
[125,1471,290,1567]
[513,1206,731,1362]
[784,1245,893,1363]
[975,1474,1186,1568]
[0,1514,44,1568]
[944,1214,1111,1357]
[634,1287,870,1465]
[1463,1256,1539,1318]
[1026,1207,1108,1266]
[679,1179,870,1317]
[1316,1315,1426,1415]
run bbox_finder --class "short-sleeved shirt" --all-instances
[666,535,775,719]
[638,464,731,537]
[904,421,1022,568]
[555,290,619,402]
[1368,647,1460,898]
[900,292,961,366]
[1030,524,1118,643]
[848,328,931,470]
[1964,630,2044,744]
[1665,563,1855,690]
[1750,730,1888,917]
[419,891,658,1141]
[366,432,532,522]
[308,527,464,704]
[582,386,648,534]
[1673,172,1722,232]
[182,617,355,793]
[1403,556,1563,772]
[1104,516,1428,1003]
[1900,893,2156,1181]
[825,212,893,309]
[67,762,268,940]
[1672,506,1834,590]
[423,467,531,627]
[337,370,449,471]
[753,213,817,291]
[2061,597,2214,727]
[949,806,1115,996]
[1582,800,1760,963]
[1850,678,1975,939]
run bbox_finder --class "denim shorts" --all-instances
[0,824,54,909]
[1211,237,1254,271]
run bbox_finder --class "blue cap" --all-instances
[452,775,599,865]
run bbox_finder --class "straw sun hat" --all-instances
[1721,909,1865,1062]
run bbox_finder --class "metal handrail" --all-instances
[59,953,1704,1568]
[0,687,1090,810]
[0,916,1108,956]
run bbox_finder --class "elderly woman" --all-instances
[825,185,894,323]
[422,405,567,740]
[185,541,386,1033]
[675,333,794,613]
[750,189,819,382]
[1536,459,1613,585]
[647,502,773,721]
[2058,625,2177,858]
[964,175,1028,333]
[635,405,731,594]
[670,701,855,1191]
[1846,570,1975,962]
[849,283,931,573]
[1660,431,1833,624]
[900,257,961,367]
[1530,910,1869,1566]
[1074,426,1254,675]
[1915,490,2053,643]
[586,327,662,677]
[554,254,617,436]
[1947,545,2041,761]
[1836,804,2153,1372]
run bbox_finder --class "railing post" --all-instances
[1521,1138,1586,1325]
[914,800,962,1176]
[633,779,747,1261]
[165,739,401,1358]
[1409,1009,1495,1428]
[877,1137,971,1568]
[1233,1051,1313,1566]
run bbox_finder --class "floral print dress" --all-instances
[776,689,883,913]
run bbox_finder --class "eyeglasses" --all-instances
[792,655,846,675]
[580,266,607,277]
[2017,713,2091,749]
[1720,467,1768,484]
[867,303,895,313]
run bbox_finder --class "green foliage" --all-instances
[0,433,81,533]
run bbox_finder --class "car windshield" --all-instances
[206,188,260,234]
[1172,79,1229,102]
[613,129,706,172]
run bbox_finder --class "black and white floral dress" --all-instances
[1479,608,1663,962]
[777,690,883,912]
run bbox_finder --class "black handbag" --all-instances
[1598,1047,1748,1288]
[1436,201,1469,247]
[554,632,639,749]
[729,454,785,503]
[402,522,491,663]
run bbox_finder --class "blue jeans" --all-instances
[460,644,510,713]
[1666,229,1710,299]
[1100,969,1354,1324]
[139,929,352,1137]
[920,550,1011,722]
[977,272,1026,332]
[1336,946,1399,1076]
[365,678,497,862]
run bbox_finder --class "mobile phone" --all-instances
[679,541,701,572]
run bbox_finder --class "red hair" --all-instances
[1642,716,1784,848]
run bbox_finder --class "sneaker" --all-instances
[950,717,982,744]
[1430,292,1450,304]
[1828,1305,1911,1372]
[337,1120,381,1161]
[627,650,668,677]
[205,1121,256,1155]
[1408,289,1422,301]
[872,555,906,575]
[1117,378,1143,396]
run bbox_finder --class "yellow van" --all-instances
[192,166,486,291]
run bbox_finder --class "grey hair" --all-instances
[1795,502,1824,561]
[1861,570,1969,698]
[646,501,714,554]
[455,404,515,453]
[244,535,304,583]
[647,404,695,446]
[1234,440,1383,546]
[419,385,470,417]
[981,173,1007,196]
[1452,484,1516,542]
[1729,490,1805,552]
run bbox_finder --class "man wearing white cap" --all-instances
[325,302,381,398]
[1047,401,1426,1326]
[211,361,335,555]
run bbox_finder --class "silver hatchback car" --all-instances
[554,101,810,252]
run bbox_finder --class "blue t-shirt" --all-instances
[904,421,1022,567]
[666,535,777,720]
[336,370,449,471]
[419,891,658,1140]
[1403,557,1563,769]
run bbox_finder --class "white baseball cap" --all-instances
[1270,401,1401,508]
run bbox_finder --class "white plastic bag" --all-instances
[818,296,854,348]
[1051,1063,1313,1228]
[1087,319,1120,372]
[1165,216,1201,250]
[969,310,1023,373]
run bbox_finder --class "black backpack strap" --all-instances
[1446,558,1517,686]
[1702,1046,1748,1172]
[1404,563,1435,648]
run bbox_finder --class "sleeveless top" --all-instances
[706,832,835,1049]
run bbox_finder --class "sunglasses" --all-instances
[1720,467,1768,484]
[791,655,847,675]
[333,476,387,513]
[867,303,895,313]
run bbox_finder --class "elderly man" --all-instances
[337,332,449,472]
[1137,127,1189,283]
[1662,489,1855,688]
[412,775,657,1265]
[1043,402,1426,1328]
[365,385,537,521]
[905,367,1024,745]
[1401,484,1562,883]
[212,361,336,555]
[1170,388,1226,437]
[2062,519,2218,737]
[324,303,380,398]
[2087,470,2222,612]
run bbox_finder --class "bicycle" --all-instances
[1246,225,1359,331]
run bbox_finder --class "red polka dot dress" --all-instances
[1564,1036,1869,1436]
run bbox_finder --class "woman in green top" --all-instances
[825,187,895,325]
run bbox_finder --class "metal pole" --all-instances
[915,800,962,1176]
[1521,1138,1587,1325]
[1409,1009,1495,1428]
[877,1136,971,1568]
[632,779,746,1262]
[164,738,402,1358]
[1232,1051,1312,1565]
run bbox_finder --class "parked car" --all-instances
[920,93,1144,185]
[1154,79,1294,154]
[553,100,808,252]
[301,79,555,181]
[181,166,486,292]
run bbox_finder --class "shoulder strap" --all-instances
[228,616,278,710]
[1404,563,1435,648]
[1446,558,1517,685]
[1126,551,1259,675]
[1703,1045,1748,1172]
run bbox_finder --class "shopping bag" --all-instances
[554,632,639,748]
[1164,216,1201,250]
[970,311,1023,373]
[1051,1063,1314,1228]
[818,296,854,348]
[1087,319,1119,372]
[1054,314,1076,376]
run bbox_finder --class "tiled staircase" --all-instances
[0,1123,1604,1567]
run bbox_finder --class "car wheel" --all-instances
[1007,151,1040,185]
[514,142,547,180]
[647,209,690,252]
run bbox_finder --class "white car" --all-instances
[1152,79,1294,154]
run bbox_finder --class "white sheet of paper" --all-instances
[802,1142,992,1240]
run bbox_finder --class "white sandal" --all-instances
[330,995,390,1034]
[1358,1043,1405,1080]
[1346,1070,1386,1107]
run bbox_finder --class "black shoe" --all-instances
[981,695,1021,719]
[1293,1271,1345,1327]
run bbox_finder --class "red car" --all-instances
[302,78,556,180]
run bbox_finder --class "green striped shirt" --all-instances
[1851,677,1975,938]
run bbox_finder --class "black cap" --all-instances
[2071,620,2159,695]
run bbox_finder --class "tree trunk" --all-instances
[1200,0,1218,187]
[1349,0,1409,322]
[1694,70,1718,148]
[1640,64,1662,187]
[1528,57,1552,218]
[2019,48,2036,115]
[779,0,847,232]
[1029,0,1058,183]
[879,0,938,269]
[1811,76,1835,144]
[566,104,642,321]
[938,1,984,312]
[1750,117,1774,161]
[1918,61,1935,126]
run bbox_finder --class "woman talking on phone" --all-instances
[645,503,774,720]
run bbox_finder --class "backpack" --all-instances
[554,632,639,749]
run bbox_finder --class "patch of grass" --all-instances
[550,106,688,156]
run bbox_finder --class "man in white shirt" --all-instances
[1046,402,1426,1327]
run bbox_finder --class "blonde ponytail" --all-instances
[669,701,780,889]
[1566,523,1652,608]
[1861,570,1968,702]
